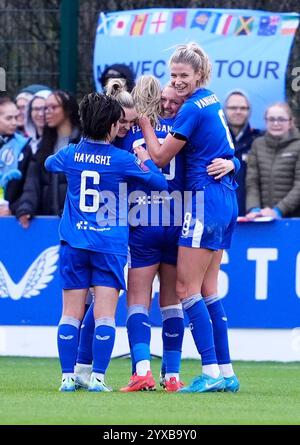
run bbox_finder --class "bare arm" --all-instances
[139,116,185,167]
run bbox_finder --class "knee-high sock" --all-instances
[126,304,151,369]
[182,294,217,365]
[205,294,231,364]
[92,317,116,374]
[128,337,135,375]
[57,316,81,373]
[77,303,94,365]
[161,304,184,374]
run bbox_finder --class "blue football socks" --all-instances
[205,294,231,364]
[126,304,151,369]
[161,304,184,374]
[57,315,81,373]
[182,294,218,365]
[92,317,116,374]
[77,303,94,365]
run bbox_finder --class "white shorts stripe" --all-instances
[127,246,131,269]
[192,218,204,248]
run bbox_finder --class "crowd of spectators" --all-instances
[1,65,300,226]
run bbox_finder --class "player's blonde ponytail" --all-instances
[105,78,135,109]
[132,75,162,126]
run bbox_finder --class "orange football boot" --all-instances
[164,376,184,392]
[120,371,156,392]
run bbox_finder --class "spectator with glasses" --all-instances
[15,90,81,228]
[24,89,52,155]
[224,90,261,215]
[246,102,300,218]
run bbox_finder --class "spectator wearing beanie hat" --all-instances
[99,63,135,92]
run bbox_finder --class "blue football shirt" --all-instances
[45,138,167,255]
[119,117,186,225]
[171,88,237,191]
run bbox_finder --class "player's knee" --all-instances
[176,279,187,300]
[62,309,85,322]
[160,294,181,306]
[202,285,218,297]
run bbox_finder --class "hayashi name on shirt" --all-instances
[74,152,111,165]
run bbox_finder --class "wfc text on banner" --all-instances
[0,217,300,328]
[93,7,299,130]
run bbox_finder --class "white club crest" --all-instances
[0,245,59,300]
[96,335,110,341]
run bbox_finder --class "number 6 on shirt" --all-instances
[79,170,100,212]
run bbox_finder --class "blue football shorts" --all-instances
[60,241,127,290]
[128,225,180,268]
[179,182,238,250]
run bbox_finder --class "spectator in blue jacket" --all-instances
[0,96,31,216]
[224,90,261,216]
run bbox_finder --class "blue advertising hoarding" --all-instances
[0,217,300,328]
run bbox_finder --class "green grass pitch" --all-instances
[0,357,300,425]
